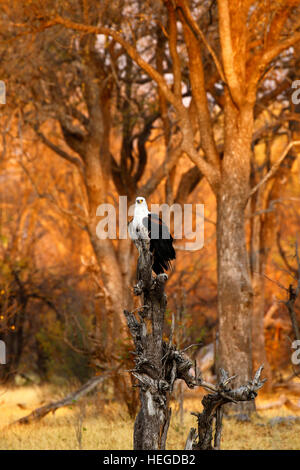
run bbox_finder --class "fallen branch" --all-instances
[256,394,287,410]
[125,234,174,450]
[274,381,300,395]
[256,394,300,412]
[6,372,111,427]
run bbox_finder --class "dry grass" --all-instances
[0,385,300,450]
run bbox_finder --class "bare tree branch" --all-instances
[248,140,300,199]
[34,127,85,173]
[217,0,243,107]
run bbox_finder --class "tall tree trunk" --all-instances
[216,100,255,413]
[250,187,273,391]
[252,273,273,391]
[84,150,128,338]
[217,191,254,412]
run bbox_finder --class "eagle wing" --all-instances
[142,213,172,240]
[142,213,175,275]
[127,217,135,240]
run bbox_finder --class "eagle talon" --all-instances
[156,273,168,283]
[133,286,143,296]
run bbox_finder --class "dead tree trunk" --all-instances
[125,234,199,450]
[126,237,266,450]
[125,237,171,449]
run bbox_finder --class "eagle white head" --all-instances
[135,196,147,207]
[134,196,149,223]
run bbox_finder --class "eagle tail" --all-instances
[150,237,176,275]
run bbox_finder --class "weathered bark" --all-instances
[217,192,254,412]
[124,238,171,450]
[125,237,195,450]
[127,236,266,449]
[185,366,266,450]
[216,100,255,413]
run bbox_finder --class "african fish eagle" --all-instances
[128,196,176,275]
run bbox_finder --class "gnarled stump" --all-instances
[125,237,266,450]
[185,366,266,450]
[125,237,194,449]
